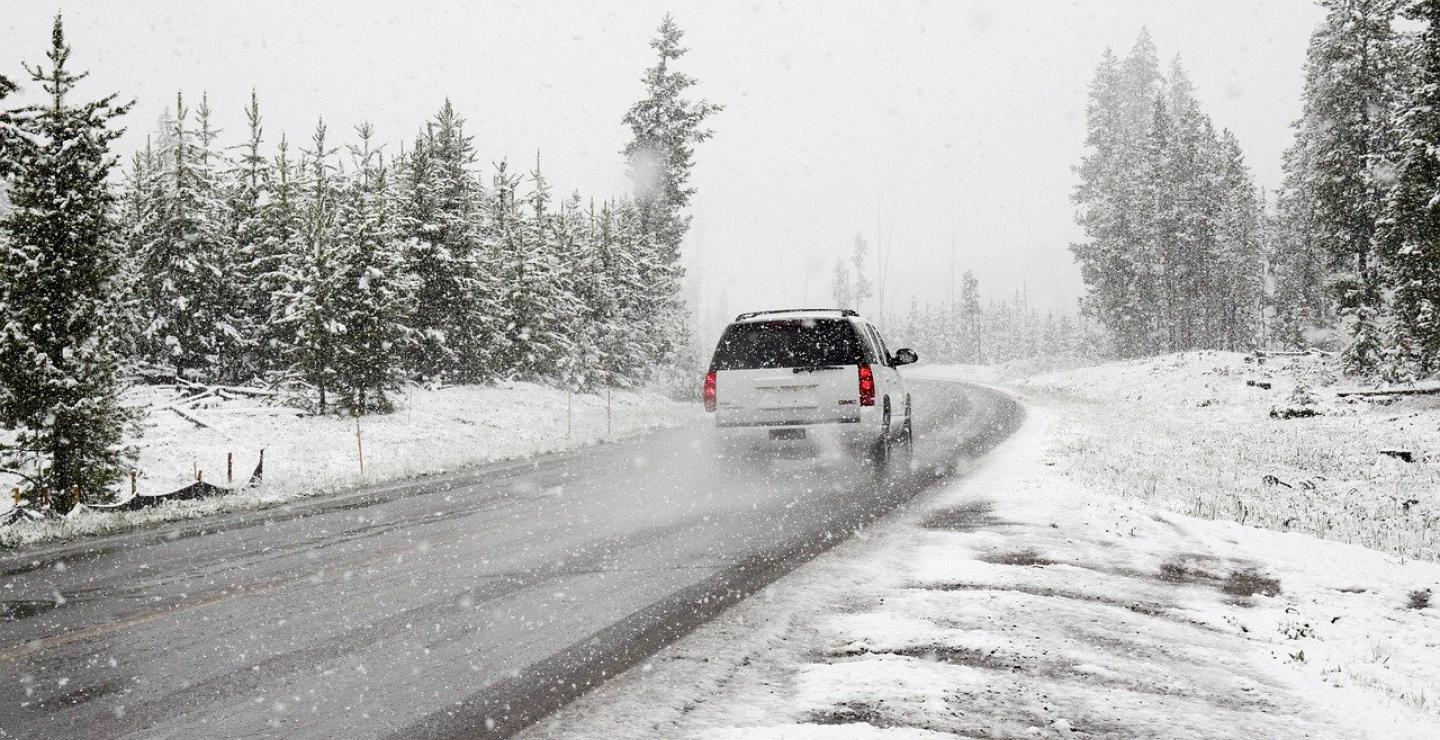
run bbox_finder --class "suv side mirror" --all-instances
[891,348,918,366]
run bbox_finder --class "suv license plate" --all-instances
[770,428,806,441]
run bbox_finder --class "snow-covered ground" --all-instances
[994,351,1440,563]
[0,382,697,548]
[523,366,1440,739]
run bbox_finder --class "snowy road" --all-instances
[0,379,1019,739]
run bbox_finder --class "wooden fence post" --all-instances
[355,413,365,475]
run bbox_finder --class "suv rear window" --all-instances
[710,319,866,370]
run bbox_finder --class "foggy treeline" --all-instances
[0,15,718,509]
[1071,30,1266,360]
[890,271,1101,368]
[1271,0,1440,381]
[1074,5,1440,384]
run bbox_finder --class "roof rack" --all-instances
[733,308,859,321]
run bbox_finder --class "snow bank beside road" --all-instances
[1,382,696,548]
[525,405,1440,739]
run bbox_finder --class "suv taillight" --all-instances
[858,363,875,407]
[704,370,717,412]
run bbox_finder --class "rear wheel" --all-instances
[870,429,892,473]
[870,400,895,478]
[895,418,914,473]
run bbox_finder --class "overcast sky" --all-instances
[4,0,1325,335]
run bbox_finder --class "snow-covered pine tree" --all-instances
[193,93,248,380]
[1341,304,1384,376]
[114,139,162,361]
[850,235,873,313]
[0,71,18,181]
[611,194,689,383]
[331,123,416,412]
[623,14,721,257]
[1213,131,1264,351]
[491,158,577,381]
[259,134,303,370]
[592,199,649,385]
[550,192,600,389]
[1268,184,1330,348]
[276,120,342,412]
[398,101,497,382]
[1380,314,1420,383]
[622,14,721,377]
[1378,0,1440,374]
[831,260,853,309]
[135,92,238,381]
[1279,0,1403,366]
[0,16,134,510]
[1071,37,1160,358]
[1134,95,1173,353]
[520,166,583,383]
[960,270,983,363]
[1162,59,1227,351]
[225,90,278,378]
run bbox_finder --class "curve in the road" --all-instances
[0,379,1020,740]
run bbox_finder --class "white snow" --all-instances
[993,351,1440,562]
[522,363,1440,739]
[1,381,697,548]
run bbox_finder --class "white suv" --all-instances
[703,309,918,471]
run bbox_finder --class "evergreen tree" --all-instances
[0,72,18,180]
[1379,0,1440,372]
[959,270,983,362]
[1281,0,1402,308]
[331,123,415,412]
[1214,132,1265,351]
[193,93,248,380]
[623,14,722,257]
[1341,304,1384,375]
[114,140,161,360]
[551,193,603,389]
[257,134,303,370]
[0,16,133,510]
[276,120,342,412]
[398,101,498,381]
[1071,37,1160,357]
[226,90,278,377]
[622,14,721,373]
[831,260,853,309]
[590,200,650,386]
[493,158,578,380]
[849,235,873,313]
[1073,32,1264,357]
[1269,182,1331,347]
[134,92,238,380]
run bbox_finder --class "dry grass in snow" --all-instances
[986,351,1440,562]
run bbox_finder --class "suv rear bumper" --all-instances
[715,417,861,428]
[714,410,881,458]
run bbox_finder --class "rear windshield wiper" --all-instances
[792,365,845,373]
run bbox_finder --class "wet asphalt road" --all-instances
[0,378,1019,739]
